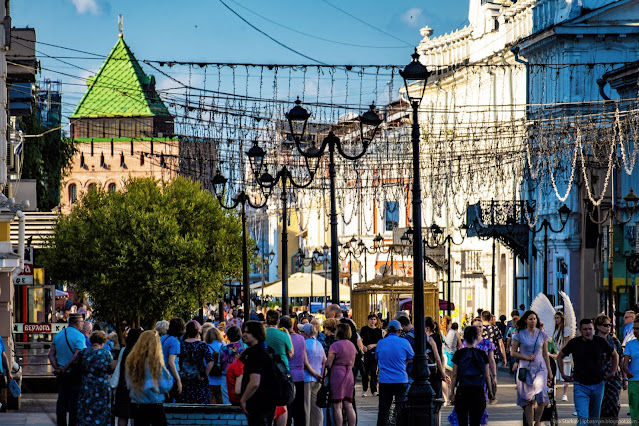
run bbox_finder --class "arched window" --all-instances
[69,184,77,203]
[108,183,116,192]
[88,183,96,192]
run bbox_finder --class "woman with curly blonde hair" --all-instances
[125,330,173,425]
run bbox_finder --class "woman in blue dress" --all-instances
[78,330,114,426]
[511,310,552,426]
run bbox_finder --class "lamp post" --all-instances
[418,224,467,317]
[253,246,275,307]
[212,171,268,323]
[527,203,571,303]
[246,142,316,315]
[321,244,329,310]
[288,98,382,305]
[399,48,439,424]
[586,189,638,317]
[296,248,325,312]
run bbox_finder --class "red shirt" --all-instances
[226,359,244,406]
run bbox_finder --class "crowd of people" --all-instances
[43,300,639,426]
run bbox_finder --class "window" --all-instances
[385,201,399,231]
[100,152,105,168]
[88,183,96,192]
[462,250,483,274]
[108,183,116,192]
[120,152,125,168]
[79,152,85,168]
[68,184,77,203]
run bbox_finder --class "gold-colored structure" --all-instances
[351,276,439,329]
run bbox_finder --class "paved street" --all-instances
[1,369,634,425]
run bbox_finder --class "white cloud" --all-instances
[401,8,423,26]
[70,0,99,15]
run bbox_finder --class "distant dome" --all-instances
[338,112,358,123]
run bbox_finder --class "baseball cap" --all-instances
[388,320,402,332]
[300,323,313,335]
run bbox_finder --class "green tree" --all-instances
[41,177,245,328]
[18,113,76,211]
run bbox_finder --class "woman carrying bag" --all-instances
[511,310,552,426]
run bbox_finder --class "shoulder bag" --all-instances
[110,349,123,389]
[316,369,331,408]
[517,330,540,383]
[64,329,84,384]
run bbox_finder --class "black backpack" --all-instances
[457,348,486,388]
[267,349,295,406]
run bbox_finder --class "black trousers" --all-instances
[377,382,409,426]
[454,386,486,426]
[132,403,167,426]
[287,381,305,426]
[362,353,378,393]
[56,374,81,426]
[246,406,276,426]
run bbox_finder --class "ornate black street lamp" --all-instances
[527,203,571,303]
[212,171,268,323]
[253,246,275,306]
[295,248,325,311]
[288,98,382,304]
[586,189,638,317]
[399,48,439,424]
[246,143,316,315]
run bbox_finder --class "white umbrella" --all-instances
[255,272,351,300]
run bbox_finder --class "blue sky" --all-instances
[13,0,469,123]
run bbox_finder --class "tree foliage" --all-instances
[19,113,76,211]
[41,177,245,327]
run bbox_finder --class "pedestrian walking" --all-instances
[510,310,552,426]
[265,310,293,425]
[360,314,383,397]
[622,315,639,421]
[425,316,451,401]
[0,334,12,412]
[443,318,461,405]
[239,321,277,426]
[550,312,571,401]
[594,314,624,421]
[220,326,246,404]
[112,328,142,426]
[125,330,173,426]
[481,311,507,370]
[326,323,358,426]
[623,310,636,341]
[161,318,184,402]
[48,313,86,426]
[558,318,618,425]
[282,315,311,426]
[77,330,114,426]
[177,320,215,404]
[204,327,226,404]
[375,320,413,426]
[300,323,325,426]
[448,325,492,426]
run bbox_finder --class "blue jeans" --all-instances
[574,381,605,425]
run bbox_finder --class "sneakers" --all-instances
[361,392,367,397]
[373,392,379,396]
[561,395,568,402]
[488,398,498,405]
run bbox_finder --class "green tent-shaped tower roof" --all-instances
[70,36,170,119]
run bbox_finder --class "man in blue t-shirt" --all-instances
[48,314,86,426]
[376,320,414,426]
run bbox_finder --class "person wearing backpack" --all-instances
[448,325,492,426]
[177,320,215,404]
[204,327,226,404]
[239,321,277,426]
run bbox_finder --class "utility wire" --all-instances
[225,0,406,49]
[318,0,414,47]
[217,0,328,65]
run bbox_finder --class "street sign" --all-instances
[13,323,67,333]
[14,263,34,285]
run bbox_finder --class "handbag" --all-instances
[316,376,331,409]
[8,379,20,398]
[517,330,541,383]
[110,349,123,389]
[63,329,84,385]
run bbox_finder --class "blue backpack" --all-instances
[457,348,486,388]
